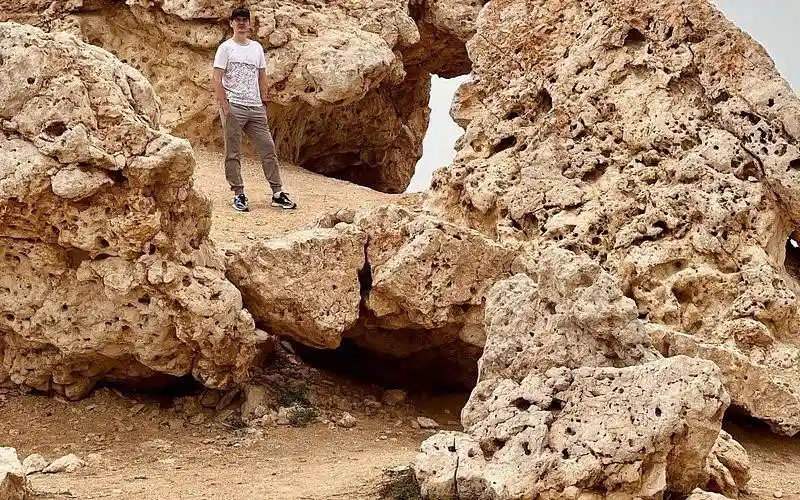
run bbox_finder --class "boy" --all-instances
[212,6,296,212]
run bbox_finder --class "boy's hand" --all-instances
[221,101,231,116]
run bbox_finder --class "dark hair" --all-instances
[229,7,250,20]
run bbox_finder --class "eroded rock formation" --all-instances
[414,248,741,499]
[228,204,512,388]
[426,0,800,435]
[0,23,260,398]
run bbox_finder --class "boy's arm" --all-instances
[258,68,272,104]
[212,68,230,115]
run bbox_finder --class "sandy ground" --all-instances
[2,384,800,500]
[191,148,420,251]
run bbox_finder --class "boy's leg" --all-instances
[222,106,246,196]
[242,106,283,195]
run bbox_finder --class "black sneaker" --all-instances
[232,193,249,212]
[271,192,297,209]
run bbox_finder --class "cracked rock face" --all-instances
[0,23,259,398]
[227,205,512,382]
[1,0,479,192]
[414,248,741,499]
[427,0,800,435]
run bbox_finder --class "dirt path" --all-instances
[1,386,458,500]
[3,384,799,500]
[192,148,418,251]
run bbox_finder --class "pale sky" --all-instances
[406,0,800,193]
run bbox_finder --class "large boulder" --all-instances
[0,23,260,398]
[427,0,800,434]
[414,248,747,499]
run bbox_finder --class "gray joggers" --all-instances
[221,103,282,195]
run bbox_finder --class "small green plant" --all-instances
[287,405,318,427]
[378,466,422,500]
[276,381,310,408]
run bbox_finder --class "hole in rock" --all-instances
[94,375,202,405]
[492,136,518,154]
[44,121,67,137]
[784,237,800,280]
[289,334,481,396]
[623,28,647,47]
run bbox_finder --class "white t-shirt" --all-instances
[213,39,267,107]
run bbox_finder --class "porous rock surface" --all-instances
[426,0,800,435]
[1,0,479,192]
[0,23,259,398]
[228,205,513,375]
[414,248,742,499]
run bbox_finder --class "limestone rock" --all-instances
[21,454,47,475]
[231,205,512,382]
[337,412,357,428]
[414,248,744,498]
[687,490,734,500]
[42,453,85,474]
[382,389,407,406]
[0,23,259,398]
[227,227,366,349]
[416,357,729,499]
[427,0,800,434]
[416,417,439,430]
[50,166,114,200]
[3,0,465,192]
[703,430,751,498]
[241,384,271,424]
[0,448,27,500]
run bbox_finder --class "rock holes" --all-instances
[26,76,35,85]
[623,28,647,47]
[512,397,531,411]
[43,121,67,137]
[492,136,517,154]
[522,442,532,456]
[784,237,800,280]
[655,406,662,417]
[787,158,800,171]
[538,89,553,112]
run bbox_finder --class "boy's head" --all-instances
[229,7,251,35]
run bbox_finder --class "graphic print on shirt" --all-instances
[223,62,261,107]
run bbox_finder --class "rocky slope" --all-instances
[0,23,260,399]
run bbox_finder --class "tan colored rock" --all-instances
[427,0,800,434]
[0,23,259,398]
[414,248,747,498]
[241,384,271,424]
[231,205,512,363]
[2,0,445,192]
[0,448,27,500]
[227,227,366,349]
[687,490,734,500]
[42,454,85,474]
[704,430,751,498]
[416,357,729,499]
[22,454,47,475]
